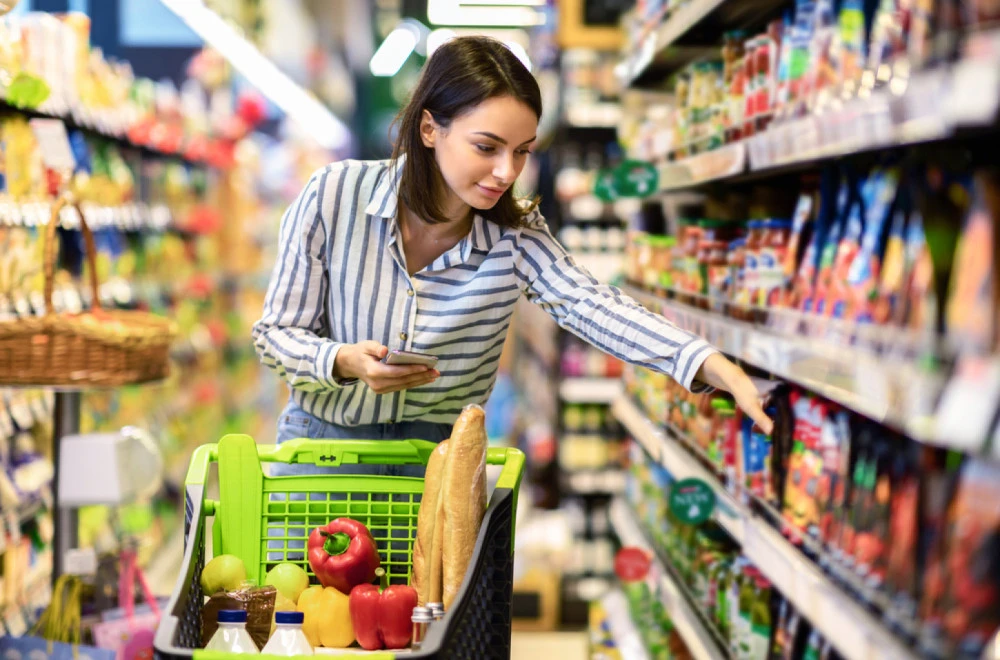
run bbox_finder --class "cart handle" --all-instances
[186,436,524,492]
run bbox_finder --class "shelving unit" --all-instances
[609,498,728,660]
[621,0,787,88]
[612,394,921,660]
[618,284,990,451]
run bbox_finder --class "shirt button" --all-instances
[406,288,414,297]
[399,332,408,341]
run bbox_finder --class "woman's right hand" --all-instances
[333,341,439,394]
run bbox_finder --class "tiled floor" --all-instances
[511,631,589,658]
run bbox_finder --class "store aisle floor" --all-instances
[511,631,588,658]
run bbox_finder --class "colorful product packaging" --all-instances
[845,168,901,321]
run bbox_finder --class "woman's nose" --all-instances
[494,154,516,183]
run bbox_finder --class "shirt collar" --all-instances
[365,156,403,218]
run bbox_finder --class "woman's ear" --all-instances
[420,109,437,148]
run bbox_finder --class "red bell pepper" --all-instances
[349,568,419,650]
[307,518,380,594]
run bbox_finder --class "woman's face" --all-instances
[421,95,538,219]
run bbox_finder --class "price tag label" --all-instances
[28,119,76,171]
[668,478,716,525]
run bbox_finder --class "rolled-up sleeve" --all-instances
[252,167,356,392]
[512,212,717,392]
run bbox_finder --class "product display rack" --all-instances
[612,393,921,660]
[620,283,1000,455]
[609,497,727,660]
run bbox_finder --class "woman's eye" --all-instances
[475,144,495,153]
[516,149,532,156]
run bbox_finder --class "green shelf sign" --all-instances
[668,478,715,525]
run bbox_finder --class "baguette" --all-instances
[413,440,449,606]
[440,405,488,610]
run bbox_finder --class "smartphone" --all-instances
[382,349,439,368]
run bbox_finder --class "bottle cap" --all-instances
[217,610,248,623]
[275,611,305,625]
[411,606,433,623]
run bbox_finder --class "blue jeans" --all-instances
[266,399,452,561]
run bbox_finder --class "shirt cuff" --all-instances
[674,339,718,393]
[316,342,360,390]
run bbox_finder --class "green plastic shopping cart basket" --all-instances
[153,433,525,660]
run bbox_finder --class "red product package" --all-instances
[782,391,823,542]
[939,458,1000,657]
[817,405,851,552]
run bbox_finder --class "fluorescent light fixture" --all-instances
[460,0,545,4]
[426,28,458,57]
[370,23,420,77]
[158,0,351,151]
[428,0,544,26]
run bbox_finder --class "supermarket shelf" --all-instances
[0,99,219,167]
[559,377,623,404]
[612,396,744,543]
[621,285,966,449]
[609,498,727,660]
[657,142,746,192]
[0,200,173,231]
[562,468,626,496]
[639,29,1000,193]
[612,395,920,660]
[622,0,786,87]
[600,589,652,660]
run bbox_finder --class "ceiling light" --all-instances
[370,24,419,77]
[158,0,350,150]
[427,0,544,26]
[426,28,458,57]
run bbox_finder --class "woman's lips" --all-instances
[477,184,505,198]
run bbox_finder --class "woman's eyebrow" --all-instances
[472,131,537,146]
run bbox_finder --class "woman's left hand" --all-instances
[694,353,773,435]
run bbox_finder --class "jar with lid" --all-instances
[706,241,731,313]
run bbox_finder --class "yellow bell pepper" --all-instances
[297,585,354,648]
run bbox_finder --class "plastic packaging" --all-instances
[261,611,314,656]
[206,610,261,654]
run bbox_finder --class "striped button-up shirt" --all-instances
[252,157,716,426]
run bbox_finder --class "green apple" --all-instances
[264,563,310,604]
[200,554,248,594]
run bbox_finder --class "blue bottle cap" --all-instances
[274,611,305,625]
[217,610,248,623]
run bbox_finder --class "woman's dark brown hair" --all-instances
[391,35,542,228]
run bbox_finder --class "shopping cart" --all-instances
[153,433,525,660]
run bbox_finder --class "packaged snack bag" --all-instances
[758,219,793,307]
[918,448,964,658]
[939,458,1000,658]
[782,192,815,305]
[782,392,822,541]
[945,169,999,352]
[791,170,835,309]
[810,174,855,314]
[884,438,921,638]
[817,405,851,552]
[868,0,908,72]
[854,434,895,604]
[846,168,901,321]
[915,167,967,334]
[899,209,938,331]
[872,199,909,325]
[825,181,867,317]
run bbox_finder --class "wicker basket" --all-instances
[0,196,176,387]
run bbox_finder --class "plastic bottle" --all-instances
[262,611,313,656]
[206,610,260,654]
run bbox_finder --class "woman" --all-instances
[253,36,771,475]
